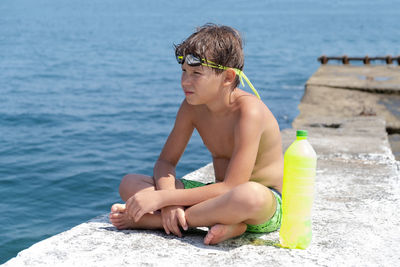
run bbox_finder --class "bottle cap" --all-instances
[296,130,308,137]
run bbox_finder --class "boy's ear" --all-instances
[223,68,237,87]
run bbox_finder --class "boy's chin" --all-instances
[185,97,201,105]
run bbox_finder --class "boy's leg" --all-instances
[109,174,184,230]
[184,181,277,244]
[110,177,277,245]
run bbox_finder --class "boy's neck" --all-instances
[204,87,237,116]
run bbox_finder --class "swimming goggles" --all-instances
[176,54,261,99]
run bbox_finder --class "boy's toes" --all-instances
[109,212,122,219]
[109,214,123,226]
[204,231,215,245]
[111,203,126,213]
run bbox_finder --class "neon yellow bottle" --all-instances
[279,130,317,249]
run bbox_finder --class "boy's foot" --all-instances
[109,203,136,230]
[203,223,247,245]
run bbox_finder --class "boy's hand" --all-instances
[161,206,187,237]
[125,191,162,222]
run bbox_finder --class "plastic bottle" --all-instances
[279,130,317,249]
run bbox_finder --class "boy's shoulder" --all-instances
[235,92,279,135]
[235,91,271,120]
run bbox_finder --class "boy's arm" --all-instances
[128,104,266,221]
[152,100,194,236]
[153,100,194,189]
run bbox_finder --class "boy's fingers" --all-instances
[129,205,137,219]
[171,223,182,237]
[134,214,140,222]
[161,208,184,237]
[161,212,172,235]
[163,225,170,235]
[168,217,182,237]
[162,219,171,235]
[167,218,177,235]
[177,211,188,230]
[126,202,135,218]
[133,208,143,222]
[125,198,132,210]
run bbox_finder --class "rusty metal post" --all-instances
[385,55,393,64]
[319,55,328,64]
[342,55,349,64]
[363,56,370,65]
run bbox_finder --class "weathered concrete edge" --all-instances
[4,120,400,266]
[4,67,400,266]
[305,83,400,94]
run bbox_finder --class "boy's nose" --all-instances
[181,73,191,87]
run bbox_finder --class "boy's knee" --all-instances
[231,182,269,214]
[119,174,155,201]
[119,174,147,200]
[119,174,133,199]
[119,174,133,190]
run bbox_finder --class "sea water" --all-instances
[1,0,399,263]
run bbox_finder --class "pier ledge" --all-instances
[4,65,400,267]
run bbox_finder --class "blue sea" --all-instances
[1,0,399,263]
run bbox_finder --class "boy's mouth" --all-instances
[184,90,194,96]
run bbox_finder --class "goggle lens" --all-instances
[176,54,202,66]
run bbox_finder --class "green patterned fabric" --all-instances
[179,178,282,233]
[246,190,282,233]
[180,178,213,189]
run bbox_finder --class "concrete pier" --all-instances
[294,65,400,160]
[4,66,400,267]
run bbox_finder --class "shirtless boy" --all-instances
[110,24,283,245]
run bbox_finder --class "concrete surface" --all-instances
[294,65,400,160]
[306,65,400,93]
[293,85,400,130]
[4,117,400,267]
[294,66,400,130]
[4,66,400,266]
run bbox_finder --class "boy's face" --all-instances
[180,62,225,105]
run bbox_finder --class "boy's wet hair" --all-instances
[175,23,244,88]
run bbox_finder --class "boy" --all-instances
[110,24,283,245]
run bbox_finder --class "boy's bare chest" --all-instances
[195,116,236,158]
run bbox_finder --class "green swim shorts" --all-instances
[180,178,215,189]
[179,178,282,233]
[245,189,282,233]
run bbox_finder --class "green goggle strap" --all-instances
[233,69,261,99]
[201,61,261,99]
